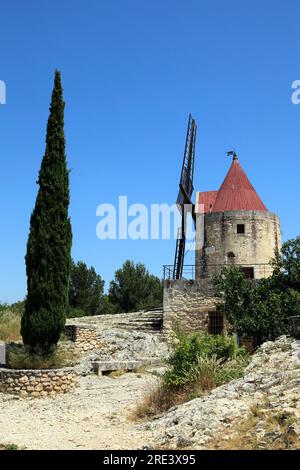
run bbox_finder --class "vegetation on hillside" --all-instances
[6,342,78,370]
[68,259,162,317]
[133,332,248,420]
[207,400,300,450]
[0,258,163,340]
[164,331,246,386]
[214,236,300,344]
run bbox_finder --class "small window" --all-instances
[242,267,254,279]
[208,311,224,335]
[237,224,245,234]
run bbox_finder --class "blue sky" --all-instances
[0,0,299,302]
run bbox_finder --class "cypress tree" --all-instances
[21,70,72,354]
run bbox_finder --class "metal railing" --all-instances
[163,263,274,280]
[163,265,196,280]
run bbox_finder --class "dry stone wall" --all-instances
[65,325,102,352]
[0,367,78,398]
[163,279,218,333]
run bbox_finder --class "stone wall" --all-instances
[65,325,102,353]
[0,367,78,398]
[163,279,218,333]
[196,210,281,279]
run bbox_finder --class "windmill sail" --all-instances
[173,114,197,279]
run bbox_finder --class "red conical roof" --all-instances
[211,155,268,212]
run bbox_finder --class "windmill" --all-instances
[173,114,197,279]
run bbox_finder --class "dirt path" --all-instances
[0,373,156,450]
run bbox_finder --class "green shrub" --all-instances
[66,307,87,318]
[164,332,246,386]
[215,357,248,386]
[133,333,248,420]
[180,354,247,392]
[4,444,18,450]
[184,355,222,390]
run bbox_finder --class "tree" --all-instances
[272,236,300,291]
[98,295,119,315]
[69,261,105,315]
[214,265,300,344]
[21,71,72,354]
[108,260,163,313]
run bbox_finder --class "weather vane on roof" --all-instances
[227,149,238,160]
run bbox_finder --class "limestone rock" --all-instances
[139,336,300,448]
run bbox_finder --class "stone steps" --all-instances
[66,309,164,334]
[114,310,163,332]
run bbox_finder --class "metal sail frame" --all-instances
[173,114,197,279]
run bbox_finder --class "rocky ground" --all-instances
[139,336,300,449]
[0,331,299,450]
[67,312,169,375]
[0,372,157,450]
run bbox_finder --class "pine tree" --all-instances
[21,70,72,354]
[69,260,105,315]
[108,260,163,312]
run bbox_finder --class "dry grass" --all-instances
[207,400,300,450]
[190,356,221,392]
[131,382,193,422]
[0,308,80,369]
[0,311,21,342]
[7,342,80,370]
[132,357,247,422]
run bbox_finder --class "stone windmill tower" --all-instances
[195,152,281,280]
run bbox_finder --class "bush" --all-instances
[133,333,247,420]
[66,307,87,319]
[185,355,222,390]
[164,332,246,386]
[214,357,247,385]
[0,444,19,451]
